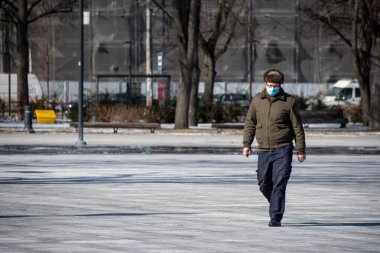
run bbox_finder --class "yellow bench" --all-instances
[34,109,56,124]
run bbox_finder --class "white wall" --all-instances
[0,74,43,100]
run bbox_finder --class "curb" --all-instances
[1,145,379,155]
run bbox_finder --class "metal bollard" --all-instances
[24,105,34,133]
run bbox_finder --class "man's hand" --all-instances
[298,154,306,162]
[243,147,251,158]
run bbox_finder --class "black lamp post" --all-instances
[76,0,86,145]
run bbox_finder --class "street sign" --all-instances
[157,52,163,74]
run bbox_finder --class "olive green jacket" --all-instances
[243,88,306,154]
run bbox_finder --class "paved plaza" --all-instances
[0,153,379,252]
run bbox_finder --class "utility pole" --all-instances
[248,0,253,98]
[294,0,300,83]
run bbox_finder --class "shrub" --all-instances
[198,103,218,123]
[88,105,146,122]
[67,97,251,124]
[199,102,215,123]
[294,96,308,110]
[0,98,6,119]
[222,104,247,123]
[158,97,176,123]
[306,92,327,110]
[198,102,247,123]
[341,104,362,123]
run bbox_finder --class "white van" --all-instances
[323,79,361,106]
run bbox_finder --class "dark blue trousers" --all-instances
[257,145,293,222]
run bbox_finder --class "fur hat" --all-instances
[263,69,284,84]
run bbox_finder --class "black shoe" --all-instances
[268,219,281,227]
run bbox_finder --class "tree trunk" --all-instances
[351,0,371,126]
[174,74,191,128]
[356,74,371,126]
[16,0,29,120]
[203,52,216,106]
[172,0,200,129]
[369,37,380,130]
[189,65,200,126]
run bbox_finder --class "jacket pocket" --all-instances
[256,123,264,143]
[272,125,293,143]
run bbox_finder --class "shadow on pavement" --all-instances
[0,212,197,219]
[287,222,380,227]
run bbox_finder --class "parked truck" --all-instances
[323,79,361,106]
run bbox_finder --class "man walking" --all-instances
[243,69,306,227]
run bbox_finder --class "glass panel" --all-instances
[355,88,361,97]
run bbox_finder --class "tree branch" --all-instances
[208,0,233,49]
[0,0,19,23]
[27,0,76,24]
[215,0,244,59]
[304,7,352,47]
[28,0,43,17]
[151,0,173,21]
[199,33,208,53]
[363,0,380,37]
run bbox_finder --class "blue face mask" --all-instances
[266,87,280,96]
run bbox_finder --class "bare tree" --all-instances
[173,0,201,128]
[304,0,380,130]
[199,0,245,106]
[152,0,201,128]
[30,16,53,105]
[30,12,69,107]
[0,0,76,119]
[152,0,245,127]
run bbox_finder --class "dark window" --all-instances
[355,88,361,98]
[339,88,352,99]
